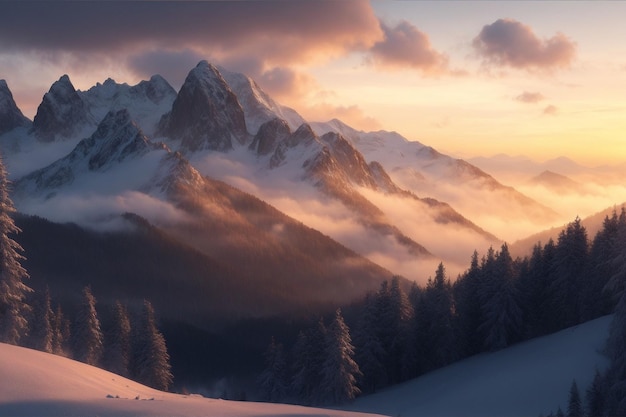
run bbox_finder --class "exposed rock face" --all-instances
[269,123,318,168]
[159,61,248,152]
[31,75,94,142]
[0,80,31,135]
[249,118,291,156]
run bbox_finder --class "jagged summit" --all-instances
[250,117,291,156]
[158,61,248,152]
[15,109,166,193]
[31,74,95,142]
[219,66,306,134]
[80,74,176,136]
[0,79,31,135]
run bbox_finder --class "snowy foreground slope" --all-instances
[344,315,611,417]
[0,343,384,417]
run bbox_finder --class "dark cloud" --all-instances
[473,18,576,70]
[368,21,448,73]
[515,91,545,103]
[0,1,382,64]
[127,49,207,89]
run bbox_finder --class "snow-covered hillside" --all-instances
[344,315,611,417]
[0,342,385,417]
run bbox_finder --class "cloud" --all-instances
[473,18,576,70]
[0,2,382,65]
[543,104,558,115]
[368,20,449,74]
[515,91,546,103]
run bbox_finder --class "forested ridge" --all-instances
[260,211,626,412]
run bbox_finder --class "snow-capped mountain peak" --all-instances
[218,66,306,134]
[158,61,249,152]
[0,79,31,135]
[31,74,95,142]
[14,109,166,195]
[80,74,176,137]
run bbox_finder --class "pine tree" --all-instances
[51,303,70,356]
[422,263,457,368]
[586,369,605,417]
[320,308,361,405]
[552,218,588,328]
[29,286,54,353]
[353,293,387,393]
[258,337,288,402]
[478,244,522,351]
[0,153,31,344]
[605,291,626,415]
[104,301,132,377]
[291,318,327,405]
[73,286,104,366]
[454,250,484,356]
[133,300,173,391]
[567,380,583,417]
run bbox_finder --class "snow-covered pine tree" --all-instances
[567,379,583,417]
[104,301,132,377]
[51,303,70,355]
[133,300,172,391]
[258,337,288,402]
[73,286,104,366]
[29,286,54,353]
[291,318,327,405]
[0,153,31,345]
[320,308,361,405]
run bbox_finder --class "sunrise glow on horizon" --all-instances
[1,1,625,167]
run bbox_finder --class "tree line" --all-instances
[0,156,172,392]
[260,210,626,409]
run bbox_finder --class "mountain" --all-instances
[79,75,177,136]
[11,103,396,322]
[0,79,30,135]
[2,62,504,278]
[528,170,584,195]
[30,74,96,142]
[345,315,611,417]
[510,203,626,258]
[218,66,306,134]
[158,61,249,152]
[13,109,168,197]
[311,119,559,232]
[0,342,377,417]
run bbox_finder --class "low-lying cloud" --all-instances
[473,18,576,70]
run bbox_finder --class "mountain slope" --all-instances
[345,315,611,417]
[0,79,30,135]
[0,342,382,417]
[311,119,559,240]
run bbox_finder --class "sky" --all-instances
[1,1,625,166]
